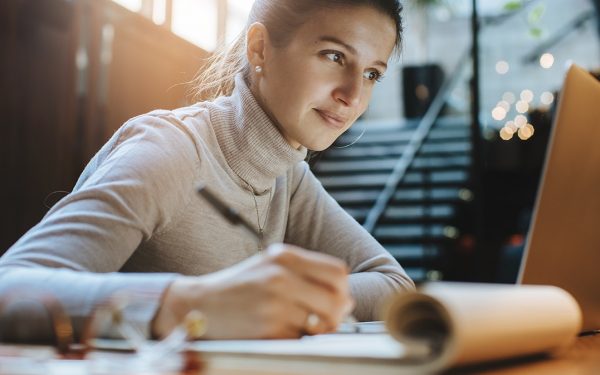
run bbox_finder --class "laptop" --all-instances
[518,64,600,333]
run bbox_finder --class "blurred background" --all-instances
[1,0,599,283]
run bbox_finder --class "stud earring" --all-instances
[255,66,263,73]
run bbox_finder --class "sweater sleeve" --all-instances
[0,113,200,341]
[285,162,415,321]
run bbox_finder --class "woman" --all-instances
[0,0,414,341]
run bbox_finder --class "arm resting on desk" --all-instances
[284,162,415,321]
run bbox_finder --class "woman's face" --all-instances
[251,5,397,151]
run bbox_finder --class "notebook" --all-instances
[518,64,600,333]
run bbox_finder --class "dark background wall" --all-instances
[0,0,208,252]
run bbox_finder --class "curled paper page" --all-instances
[384,282,582,371]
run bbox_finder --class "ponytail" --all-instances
[189,31,248,102]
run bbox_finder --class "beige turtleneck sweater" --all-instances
[0,74,414,340]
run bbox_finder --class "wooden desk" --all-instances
[1,334,599,374]
[460,333,600,375]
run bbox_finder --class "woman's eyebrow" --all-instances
[317,35,388,70]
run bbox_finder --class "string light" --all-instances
[497,100,511,112]
[540,91,554,105]
[443,226,459,239]
[502,92,516,104]
[515,100,529,114]
[500,126,514,141]
[505,120,517,132]
[520,89,534,103]
[518,124,535,140]
[496,60,510,75]
[540,53,555,69]
[525,124,535,136]
[514,114,527,128]
[492,106,507,121]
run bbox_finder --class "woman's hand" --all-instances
[152,244,354,339]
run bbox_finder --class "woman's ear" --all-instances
[246,22,269,69]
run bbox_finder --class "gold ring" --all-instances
[305,313,320,330]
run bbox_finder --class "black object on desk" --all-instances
[197,184,261,239]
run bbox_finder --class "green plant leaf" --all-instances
[503,1,523,11]
[529,27,543,38]
[528,5,546,24]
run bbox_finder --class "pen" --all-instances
[197,184,261,239]
[196,184,360,333]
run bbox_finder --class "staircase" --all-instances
[313,116,472,282]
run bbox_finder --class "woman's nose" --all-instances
[333,74,363,108]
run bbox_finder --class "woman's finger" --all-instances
[265,244,349,295]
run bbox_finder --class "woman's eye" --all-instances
[324,52,343,64]
[364,70,383,82]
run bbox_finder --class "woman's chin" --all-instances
[304,139,337,152]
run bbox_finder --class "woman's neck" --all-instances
[246,74,302,150]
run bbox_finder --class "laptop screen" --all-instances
[518,65,600,332]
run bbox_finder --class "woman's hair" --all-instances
[190,0,404,102]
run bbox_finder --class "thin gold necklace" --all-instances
[239,179,272,252]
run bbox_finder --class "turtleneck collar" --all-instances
[209,73,307,194]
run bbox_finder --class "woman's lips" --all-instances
[314,109,348,129]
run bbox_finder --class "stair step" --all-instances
[316,115,471,283]
[385,205,455,220]
[325,141,471,159]
[384,245,441,260]
[343,207,369,221]
[320,170,468,189]
[393,188,463,203]
[427,128,470,141]
[412,155,470,169]
[336,127,470,146]
[404,268,428,281]
[319,173,388,188]
[329,189,381,204]
[329,187,464,206]
[344,205,455,223]
[315,155,470,174]
[348,115,469,133]
[421,142,471,154]
[374,224,447,240]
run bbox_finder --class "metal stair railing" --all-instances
[521,9,597,64]
[362,49,471,233]
[361,0,543,235]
